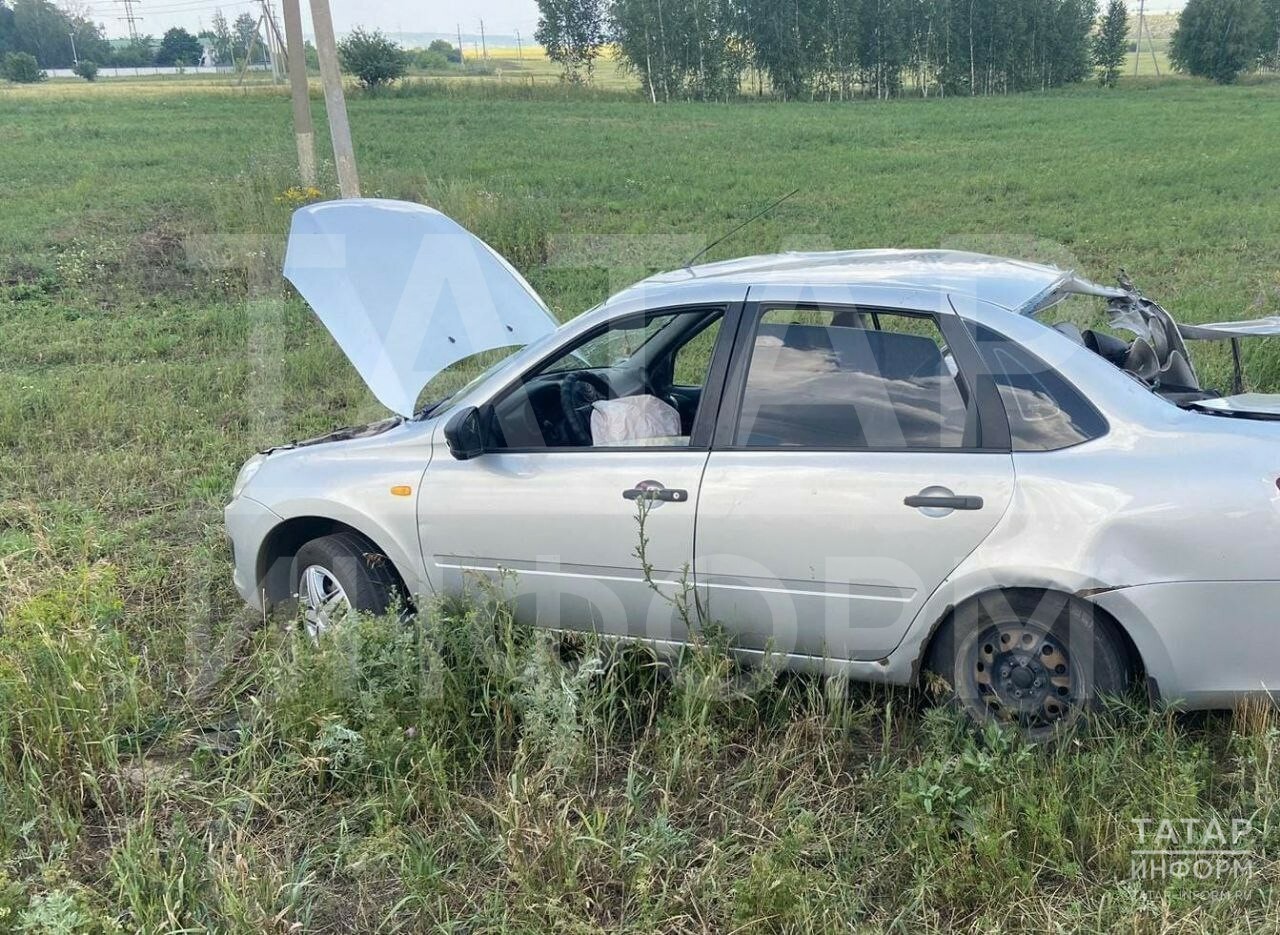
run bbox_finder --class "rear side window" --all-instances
[734,307,973,449]
[966,323,1107,451]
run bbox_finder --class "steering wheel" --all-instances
[559,371,613,446]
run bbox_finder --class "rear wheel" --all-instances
[927,591,1134,739]
[292,532,402,638]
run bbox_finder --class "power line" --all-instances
[116,0,141,40]
[87,0,253,17]
[88,0,252,15]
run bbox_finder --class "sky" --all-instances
[85,0,1184,44]
[85,0,542,43]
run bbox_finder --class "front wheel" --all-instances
[927,591,1134,739]
[292,532,403,638]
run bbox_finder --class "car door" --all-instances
[417,301,740,643]
[694,291,1015,662]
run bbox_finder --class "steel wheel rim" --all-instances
[299,563,351,637]
[971,624,1077,729]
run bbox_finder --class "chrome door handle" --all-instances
[904,493,983,510]
[623,480,689,503]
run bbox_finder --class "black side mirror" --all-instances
[443,406,485,460]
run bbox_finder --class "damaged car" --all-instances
[225,198,1280,734]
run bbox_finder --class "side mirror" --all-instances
[443,406,485,460]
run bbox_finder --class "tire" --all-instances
[926,590,1134,739]
[292,532,403,637]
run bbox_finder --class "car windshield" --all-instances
[417,345,527,418]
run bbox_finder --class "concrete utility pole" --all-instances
[1142,13,1161,76]
[457,23,464,63]
[479,19,487,60]
[259,1,282,83]
[280,0,316,185]
[1133,0,1145,77]
[515,29,522,60]
[310,0,360,197]
[68,30,79,66]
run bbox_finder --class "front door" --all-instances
[421,449,709,641]
[694,300,1015,661]
[418,302,737,642]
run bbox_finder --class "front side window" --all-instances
[966,323,1107,451]
[734,306,972,449]
[487,307,724,449]
[541,313,677,373]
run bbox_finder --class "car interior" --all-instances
[481,302,984,452]
[484,308,724,449]
[1048,295,1219,406]
[736,312,972,448]
[478,292,1226,454]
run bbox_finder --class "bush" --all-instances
[3,52,46,83]
[414,48,450,71]
[428,38,462,63]
[337,27,408,89]
[73,59,100,81]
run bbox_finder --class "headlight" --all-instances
[232,453,267,499]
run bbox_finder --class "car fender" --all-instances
[260,494,431,599]
[242,424,437,602]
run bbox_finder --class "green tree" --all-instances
[206,9,234,65]
[337,27,407,88]
[156,26,202,66]
[414,47,450,69]
[73,57,98,79]
[70,16,109,65]
[1094,0,1128,85]
[535,0,605,83]
[2,48,43,79]
[1260,0,1280,67]
[1171,0,1265,82]
[109,36,154,67]
[607,0,1104,100]
[428,38,461,62]
[9,0,73,66]
[232,11,263,64]
[0,2,13,58]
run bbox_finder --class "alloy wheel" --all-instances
[298,563,352,638]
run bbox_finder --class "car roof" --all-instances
[606,249,1124,315]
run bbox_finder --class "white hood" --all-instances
[283,198,558,417]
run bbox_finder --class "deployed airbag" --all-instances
[591,395,682,446]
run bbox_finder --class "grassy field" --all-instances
[3,74,1280,931]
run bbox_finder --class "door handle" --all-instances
[904,493,984,510]
[623,480,689,503]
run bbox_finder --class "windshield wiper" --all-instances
[416,399,448,420]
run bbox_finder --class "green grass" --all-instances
[3,74,1280,931]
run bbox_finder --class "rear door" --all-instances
[694,291,1015,661]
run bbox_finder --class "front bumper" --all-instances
[1092,580,1280,709]
[223,495,283,612]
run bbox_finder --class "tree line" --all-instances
[541,0,1103,99]
[0,0,272,73]
[538,0,1280,97]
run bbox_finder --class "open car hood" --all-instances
[283,199,557,417]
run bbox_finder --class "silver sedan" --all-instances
[226,199,1280,735]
